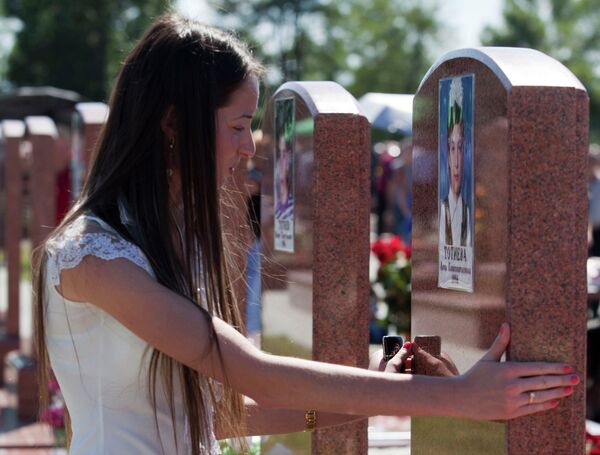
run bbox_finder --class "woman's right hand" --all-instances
[454,323,577,421]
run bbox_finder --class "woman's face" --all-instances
[215,77,259,186]
[448,123,463,197]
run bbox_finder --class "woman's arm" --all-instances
[215,347,412,439]
[215,399,363,439]
[60,256,577,421]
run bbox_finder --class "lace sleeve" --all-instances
[45,215,155,287]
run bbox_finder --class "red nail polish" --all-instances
[563,365,574,373]
[564,386,573,394]
[551,400,559,407]
[403,342,411,349]
[570,375,580,385]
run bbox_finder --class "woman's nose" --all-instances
[239,137,256,159]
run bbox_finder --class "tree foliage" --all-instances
[216,0,440,98]
[481,0,600,140]
[4,0,170,100]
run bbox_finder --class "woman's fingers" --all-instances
[384,342,412,373]
[413,345,455,377]
[512,373,579,394]
[519,386,574,407]
[505,361,575,377]
[481,322,510,362]
[439,352,460,376]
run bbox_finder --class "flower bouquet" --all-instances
[40,377,66,447]
[370,234,412,335]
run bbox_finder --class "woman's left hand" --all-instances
[369,342,412,373]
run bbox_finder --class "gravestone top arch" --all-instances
[1,120,26,138]
[24,116,58,138]
[75,102,109,125]
[275,81,362,116]
[419,47,586,91]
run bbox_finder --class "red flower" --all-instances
[371,235,411,264]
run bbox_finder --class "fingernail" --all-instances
[564,386,573,394]
[551,400,559,407]
[563,365,574,373]
[403,342,411,348]
[570,375,580,385]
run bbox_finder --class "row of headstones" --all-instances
[0,46,588,454]
[259,47,587,454]
[0,103,108,421]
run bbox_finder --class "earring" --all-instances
[169,137,175,150]
[167,168,173,178]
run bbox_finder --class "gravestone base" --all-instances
[5,351,38,421]
[0,335,21,386]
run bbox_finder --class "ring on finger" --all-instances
[528,392,535,405]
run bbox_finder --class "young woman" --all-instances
[33,14,578,455]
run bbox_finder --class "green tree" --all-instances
[216,0,440,97]
[216,0,330,83]
[4,0,170,100]
[330,0,439,97]
[481,0,600,141]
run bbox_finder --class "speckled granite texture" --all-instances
[27,116,57,250]
[260,82,371,455]
[0,121,24,386]
[412,48,588,454]
[2,121,24,340]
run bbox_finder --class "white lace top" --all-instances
[44,213,220,454]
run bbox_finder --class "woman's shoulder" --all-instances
[45,212,155,289]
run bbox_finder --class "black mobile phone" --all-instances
[382,335,404,361]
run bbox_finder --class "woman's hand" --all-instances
[412,345,459,377]
[454,323,577,420]
[369,342,412,373]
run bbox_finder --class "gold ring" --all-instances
[528,392,535,405]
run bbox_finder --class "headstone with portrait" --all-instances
[411,47,588,453]
[260,81,370,454]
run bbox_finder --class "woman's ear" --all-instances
[160,105,177,139]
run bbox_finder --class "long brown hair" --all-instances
[33,14,264,453]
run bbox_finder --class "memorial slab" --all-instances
[7,116,58,420]
[411,47,588,454]
[71,102,108,199]
[260,81,370,454]
[0,120,26,384]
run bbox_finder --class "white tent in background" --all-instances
[358,93,414,135]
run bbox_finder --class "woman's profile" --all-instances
[33,14,578,455]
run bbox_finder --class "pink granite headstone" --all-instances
[0,120,26,384]
[71,102,108,199]
[6,116,58,420]
[260,81,371,454]
[26,116,58,250]
[411,47,587,454]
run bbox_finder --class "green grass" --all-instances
[412,416,504,454]
[261,335,312,360]
[21,240,32,281]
